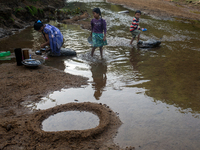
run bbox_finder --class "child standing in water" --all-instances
[130,10,141,45]
[91,8,107,59]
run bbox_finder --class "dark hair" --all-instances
[92,8,101,16]
[135,10,141,15]
[92,8,104,30]
[34,20,43,30]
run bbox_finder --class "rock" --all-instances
[137,39,161,48]
[36,48,76,57]
[6,124,12,131]
[0,7,12,20]
[118,10,129,13]
[13,21,25,29]
[58,48,77,56]
[72,12,89,21]
[0,28,12,38]
[43,6,56,14]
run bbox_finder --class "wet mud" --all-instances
[0,63,135,149]
[1,102,131,150]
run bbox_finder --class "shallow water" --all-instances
[1,0,200,149]
[42,111,99,131]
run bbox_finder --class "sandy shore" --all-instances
[107,0,200,20]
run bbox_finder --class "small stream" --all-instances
[1,0,200,149]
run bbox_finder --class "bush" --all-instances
[26,6,38,16]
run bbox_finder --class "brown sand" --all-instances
[0,63,135,149]
[107,0,200,20]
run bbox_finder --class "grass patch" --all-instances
[59,7,81,15]
[9,17,14,22]
[26,6,38,16]
[14,7,25,15]
[190,10,200,14]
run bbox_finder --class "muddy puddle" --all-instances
[1,0,200,149]
[42,111,99,131]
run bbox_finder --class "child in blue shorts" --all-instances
[130,10,141,45]
[90,8,107,59]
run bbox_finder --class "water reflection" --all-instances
[129,47,140,71]
[90,61,107,100]
[43,57,70,71]
[129,45,200,114]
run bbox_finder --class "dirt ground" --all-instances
[0,62,134,150]
[107,0,200,21]
[1,0,200,150]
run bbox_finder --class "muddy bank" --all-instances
[107,0,200,21]
[1,101,136,150]
[0,0,88,39]
[0,62,135,149]
[0,63,88,109]
[62,11,91,30]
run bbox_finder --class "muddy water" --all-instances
[1,0,200,149]
[42,111,99,131]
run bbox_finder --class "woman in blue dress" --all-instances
[34,20,63,56]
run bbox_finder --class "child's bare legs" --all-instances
[91,47,96,57]
[91,47,103,59]
[99,47,103,59]
[137,33,140,43]
[130,37,135,45]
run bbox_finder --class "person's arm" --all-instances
[90,19,93,37]
[41,33,50,48]
[103,19,107,41]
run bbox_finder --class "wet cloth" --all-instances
[43,24,63,56]
[130,30,141,38]
[92,32,107,47]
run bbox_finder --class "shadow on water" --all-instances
[1,0,200,149]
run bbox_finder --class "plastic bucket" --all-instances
[14,48,23,66]
[23,50,29,60]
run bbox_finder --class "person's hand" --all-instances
[45,48,50,52]
[103,36,106,41]
[40,44,45,48]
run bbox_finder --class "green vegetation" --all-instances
[190,10,200,14]
[14,7,25,15]
[59,7,81,15]
[9,17,14,22]
[26,6,38,16]
[38,8,44,15]
[30,6,38,15]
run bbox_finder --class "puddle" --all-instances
[42,111,99,131]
